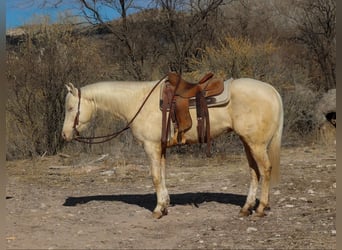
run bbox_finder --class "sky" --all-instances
[6,1,74,30]
[6,0,149,30]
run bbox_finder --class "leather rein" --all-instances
[72,74,167,144]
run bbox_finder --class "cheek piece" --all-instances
[72,88,81,137]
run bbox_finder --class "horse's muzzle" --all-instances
[62,130,73,142]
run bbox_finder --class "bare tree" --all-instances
[78,0,148,79]
[295,0,336,90]
[153,0,228,72]
[11,0,149,79]
[11,0,234,77]
[76,0,230,75]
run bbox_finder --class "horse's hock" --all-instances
[316,89,336,144]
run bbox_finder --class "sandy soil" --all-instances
[6,144,336,249]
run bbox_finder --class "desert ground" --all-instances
[6,143,336,249]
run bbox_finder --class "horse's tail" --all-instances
[269,91,284,186]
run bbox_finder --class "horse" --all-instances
[62,75,283,219]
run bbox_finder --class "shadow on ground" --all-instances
[63,192,246,212]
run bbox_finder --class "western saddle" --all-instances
[161,72,224,157]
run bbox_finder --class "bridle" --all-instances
[72,87,81,137]
[71,74,168,144]
[71,86,130,144]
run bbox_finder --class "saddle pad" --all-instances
[159,78,232,110]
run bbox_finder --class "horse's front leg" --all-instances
[144,141,170,219]
[151,156,170,218]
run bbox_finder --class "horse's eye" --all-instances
[67,107,73,112]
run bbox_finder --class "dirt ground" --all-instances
[6,143,336,249]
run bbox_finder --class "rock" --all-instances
[247,227,258,233]
[307,189,315,194]
[100,170,115,176]
[274,190,281,195]
[316,89,336,126]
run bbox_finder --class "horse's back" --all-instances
[230,78,280,99]
[229,78,282,110]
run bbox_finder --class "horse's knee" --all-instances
[261,167,272,183]
[152,176,160,185]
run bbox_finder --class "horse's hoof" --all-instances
[239,209,252,217]
[253,211,266,218]
[152,211,163,219]
[162,207,168,216]
[152,208,168,219]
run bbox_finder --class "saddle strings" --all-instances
[73,74,168,144]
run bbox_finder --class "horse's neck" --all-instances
[82,81,153,122]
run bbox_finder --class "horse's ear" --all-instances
[65,82,78,96]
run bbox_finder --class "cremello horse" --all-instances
[62,76,283,219]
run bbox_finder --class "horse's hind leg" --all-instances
[249,144,272,217]
[239,141,260,217]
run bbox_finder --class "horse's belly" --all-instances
[182,106,231,143]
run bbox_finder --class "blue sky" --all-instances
[6,0,149,30]
[6,1,74,29]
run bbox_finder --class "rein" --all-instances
[73,74,168,144]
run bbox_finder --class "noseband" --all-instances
[72,88,81,136]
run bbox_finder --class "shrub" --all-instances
[187,37,278,81]
[187,36,321,143]
[282,86,319,141]
[6,23,107,159]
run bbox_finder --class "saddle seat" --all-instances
[161,72,224,157]
[167,72,224,98]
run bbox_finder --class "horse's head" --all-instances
[62,82,95,141]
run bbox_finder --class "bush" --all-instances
[282,86,319,140]
[6,23,107,159]
[187,37,278,81]
[187,36,322,143]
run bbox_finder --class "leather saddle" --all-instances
[167,72,224,98]
[161,72,224,157]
